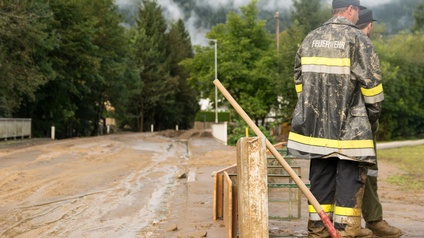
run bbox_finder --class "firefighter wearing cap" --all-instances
[356,9,403,238]
[287,0,383,237]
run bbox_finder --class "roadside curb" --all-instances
[377,139,424,149]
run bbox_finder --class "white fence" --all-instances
[0,118,32,140]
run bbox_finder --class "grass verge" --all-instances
[377,144,424,190]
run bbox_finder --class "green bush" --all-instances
[227,119,275,146]
[195,111,230,122]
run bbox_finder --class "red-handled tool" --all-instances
[214,79,339,238]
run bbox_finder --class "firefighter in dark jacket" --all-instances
[287,0,383,237]
[356,9,403,237]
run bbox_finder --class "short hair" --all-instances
[333,7,349,15]
[356,22,370,30]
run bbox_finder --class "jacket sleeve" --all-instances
[294,48,303,98]
[366,102,382,125]
[351,35,384,124]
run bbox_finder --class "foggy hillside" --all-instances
[373,0,420,34]
[115,0,420,45]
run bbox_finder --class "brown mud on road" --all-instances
[0,131,423,237]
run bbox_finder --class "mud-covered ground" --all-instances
[0,131,423,238]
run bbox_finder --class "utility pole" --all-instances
[275,12,280,52]
[210,39,218,123]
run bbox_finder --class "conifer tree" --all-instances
[129,0,176,131]
[165,19,199,130]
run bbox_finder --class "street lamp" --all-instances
[210,39,218,123]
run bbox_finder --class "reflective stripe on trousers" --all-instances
[333,206,362,224]
[308,204,333,221]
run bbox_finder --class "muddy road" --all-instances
[0,131,422,237]
[0,133,191,237]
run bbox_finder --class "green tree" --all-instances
[0,0,56,117]
[182,0,279,125]
[276,20,305,122]
[412,1,424,33]
[16,0,137,138]
[86,0,139,135]
[369,22,386,40]
[165,19,199,129]
[275,1,331,122]
[34,0,99,137]
[374,0,421,35]
[290,0,331,34]
[374,33,424,140]
[128,0,176,131]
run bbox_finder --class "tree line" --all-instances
[0,0,198,138]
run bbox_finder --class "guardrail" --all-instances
[0,118,32,140]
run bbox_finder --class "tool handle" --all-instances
[213,79,339,238]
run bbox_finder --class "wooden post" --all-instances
[237,137,268,238]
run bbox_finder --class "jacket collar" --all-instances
[324,16,358,29]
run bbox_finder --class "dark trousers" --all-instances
[309,157,367,230]
[362,162,383,222]
[362,125,383,222]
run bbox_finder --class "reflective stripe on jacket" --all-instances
[287,16,383,164]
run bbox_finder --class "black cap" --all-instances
[356,9,377,25]
[332,0,367,10]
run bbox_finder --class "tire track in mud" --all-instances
[0,134,188,238]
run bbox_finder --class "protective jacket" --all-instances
[287,16,383,164]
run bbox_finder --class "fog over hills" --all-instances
[115,0,419,45]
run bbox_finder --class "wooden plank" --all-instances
[223,171,233,238]
[213,163,237,175]
[213,172,218,220]
[217,173,224,219]
[237,137,268,238]
[232,179,238,238]
[212,164,237,221]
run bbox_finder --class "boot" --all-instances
[335,216,361,238]
[366,220,403,238]
[357,227,374,238]
[308,220,330,238]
